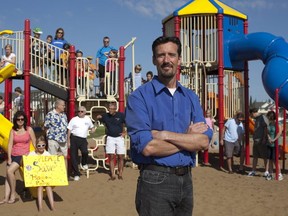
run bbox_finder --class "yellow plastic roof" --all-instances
[163,0,247,22]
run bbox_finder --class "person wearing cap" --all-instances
[31,27,43,75]
[87,56,97,97]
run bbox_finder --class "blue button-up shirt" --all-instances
[125,76,213,167]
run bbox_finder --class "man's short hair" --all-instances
[14,87,22,94]
[152,36,182,57]
[249,108,258,114]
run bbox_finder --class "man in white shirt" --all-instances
[67,106,95,181]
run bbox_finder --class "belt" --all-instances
[139,164,191,176]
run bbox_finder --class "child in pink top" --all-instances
[205,109,216,148]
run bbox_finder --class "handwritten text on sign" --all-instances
[23,155,68,187]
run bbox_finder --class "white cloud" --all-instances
[116,0,186,18]
[225,0,287,9]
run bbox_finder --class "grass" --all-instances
[88,126,106,139]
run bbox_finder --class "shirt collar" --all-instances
[151,76,186,95]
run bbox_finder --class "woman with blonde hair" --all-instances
[0,44,16,69]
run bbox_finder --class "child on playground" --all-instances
[205,109,216,148]
[28,135,55,212]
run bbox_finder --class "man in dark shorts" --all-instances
[247,108,269,177]
[95,36,116,98]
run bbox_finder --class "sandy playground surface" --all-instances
[1,142,288,216]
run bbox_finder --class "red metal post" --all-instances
[4,79,12,119]
[275,88,279,180]
[217,14,225,168]
[23,19,31,125]
[174,16,181,81]
[68,45,76,121]
[118,46,125,113]
[243,20,250,165]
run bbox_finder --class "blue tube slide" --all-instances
[229,32,288,110]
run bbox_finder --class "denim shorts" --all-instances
[11,155,22,165]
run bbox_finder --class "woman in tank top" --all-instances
[0,111,36,204]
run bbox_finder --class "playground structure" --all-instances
[0,0,287,178]
[162,0,288,177]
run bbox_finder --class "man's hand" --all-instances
[187,122,208,134]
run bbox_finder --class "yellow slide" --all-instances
[0,64,16,84]
[0,114,38,197]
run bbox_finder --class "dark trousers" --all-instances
[70,135,88,176]
[136,169,193,216]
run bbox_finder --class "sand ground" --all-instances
[1,142,288,216]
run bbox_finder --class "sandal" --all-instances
[118,176,123,180]
[7,198,19,204]
[108,176,116,181]
[0,200,7,205]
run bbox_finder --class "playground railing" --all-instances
[104,58,119,99]
[0,31,24,74]
[30,36,69,89]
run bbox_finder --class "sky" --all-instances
[0,0,287,102]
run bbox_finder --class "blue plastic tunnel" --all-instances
[229,32,288,110]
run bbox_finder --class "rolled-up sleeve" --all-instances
[125,93,153,154]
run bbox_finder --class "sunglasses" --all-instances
[78,110,85,113]
[37,144,46,148]
[17,118,24,121]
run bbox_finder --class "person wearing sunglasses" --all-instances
[67,106,95,181]
[95,36,116,98]
[96,103,126,181]
[44,99,68,167]
[28,135,55,211]
[0,111,36,205]
[51,28,68,84]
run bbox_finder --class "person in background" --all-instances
[67,106,96,181]
[14,87,24,113]
[0,111,36,205]
[125,36,212,215]
[220,112,245,174]
[106,49,118,95]
[144,71,153,83]
[133,64,142,90]
[51,28,68,83]
[87,56,97,97]
[247,108,269,177]
[75,50,86,95]
[31,27,43,75]
[28,135,55,211]
[60,43,70,86]
[205,109,216,149]
[0,95,4,115]
[265,110,284,181]
[44,99,68,168]
[95,36,116,98]
[0,44,16,69]
[96,103,126,181]
[43,35,53,78]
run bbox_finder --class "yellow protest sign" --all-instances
[23,155,68,187]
